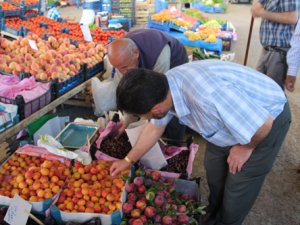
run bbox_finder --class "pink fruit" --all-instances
[125,183,135,193]
[151,170,161,181]
[133,177,144,186]
[136,200,146,211]
[131,219,143,225]
[171,204,177,210]
[154,195,165,207]
[137,185,146,194]
[162,215,173,225]
[131,209,141,219]
[178,214,189,224]
[178,204,186,213]
[140,215,147,223]
[155,214,162,223]
[128,193,137,202]
[144,206,156,218]
[122,203,133,214]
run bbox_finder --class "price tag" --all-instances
[28,40,38,51]
[4,194,32,225]
[80,24,93,42]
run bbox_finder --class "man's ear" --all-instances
[133,47,139,60]
[150,103,163,114]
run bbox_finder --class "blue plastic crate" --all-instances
[147,18,170,32]
[0,6,21,17]
[1,21,23,36]
[82,1,102,10]
[52,68,85,98]
[191,2,224,14]
[169,22,188,33]
[86,61,104,80]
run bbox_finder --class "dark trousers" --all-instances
[257,48,288,90]
[204,102,291,225]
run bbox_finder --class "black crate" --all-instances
[51,67,86,99]
[0,86,51,120]
[221,38,232,51]
[85,61,104,80]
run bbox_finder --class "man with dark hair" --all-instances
[111,60,291,225]
[107,29,189,144]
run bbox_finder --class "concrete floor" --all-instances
[60,4,300,225]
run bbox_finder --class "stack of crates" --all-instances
[111,0,120,14]
[135,1,148,24]
[119,0,135,25]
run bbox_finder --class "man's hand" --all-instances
[285,75,297,92]
[227,145,254,174]
[110,159,131,177]
[251,1,264,18]
[115,122,127,138]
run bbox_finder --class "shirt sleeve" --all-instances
[150,113,173,127]
[152,44,171,74]
[287,20,300,76]
[210,85,270,145]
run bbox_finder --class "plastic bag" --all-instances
[91,76,120,116]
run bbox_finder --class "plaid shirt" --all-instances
[287,19,300,76]
[47,7,61,21]
[151,60,287,147]
[259,0,298,48]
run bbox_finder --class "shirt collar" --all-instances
[167,75,190,118]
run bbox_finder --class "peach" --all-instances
[66,202,74,211]
[85,208,94,213]
[29,196,38,202]
[40,168,49,176]
[51,176,59,183]
[32,181,41,190]
[77,199,86,206]
[18,181,27,189]
[37,190,45,198]
[81,187,89,196]
[44,192,53,199]
[58,203,66,211]
[52,185,60,194]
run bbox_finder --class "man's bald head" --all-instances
[107,38,139,74]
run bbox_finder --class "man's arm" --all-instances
[286,21,300,92]
[227,115,274,174]
[110,123,166,176]
[251,1,298,25]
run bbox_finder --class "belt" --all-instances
[263,46,289,54]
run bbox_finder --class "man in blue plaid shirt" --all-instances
[47,1,62,21]
[251,0,299,89]
[110,60,291,225]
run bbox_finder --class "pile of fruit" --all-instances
[57,160,128,214]
[161,151,190,174]
[0,2,20,11]
[171,19,192,29]
[10,0,39,5]
[0,35,105,81]
[0,153,69,202]
[184,25,218,43]
[24,9,38,15]
[99,133,132,159]
[121,169,205,225]
[151,12,173,22]
[4,16,125,45]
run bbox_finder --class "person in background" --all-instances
[286,19,300,92]
[251,0,298,89]
[110,60,291,225]
[107,29,189,145]
[47,1,62,21]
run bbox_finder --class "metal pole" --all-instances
[244,17,254,66]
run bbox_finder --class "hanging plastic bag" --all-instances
[91,75,120,116]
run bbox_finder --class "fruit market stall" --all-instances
[148,8,236,54]
[0,108,204,225]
